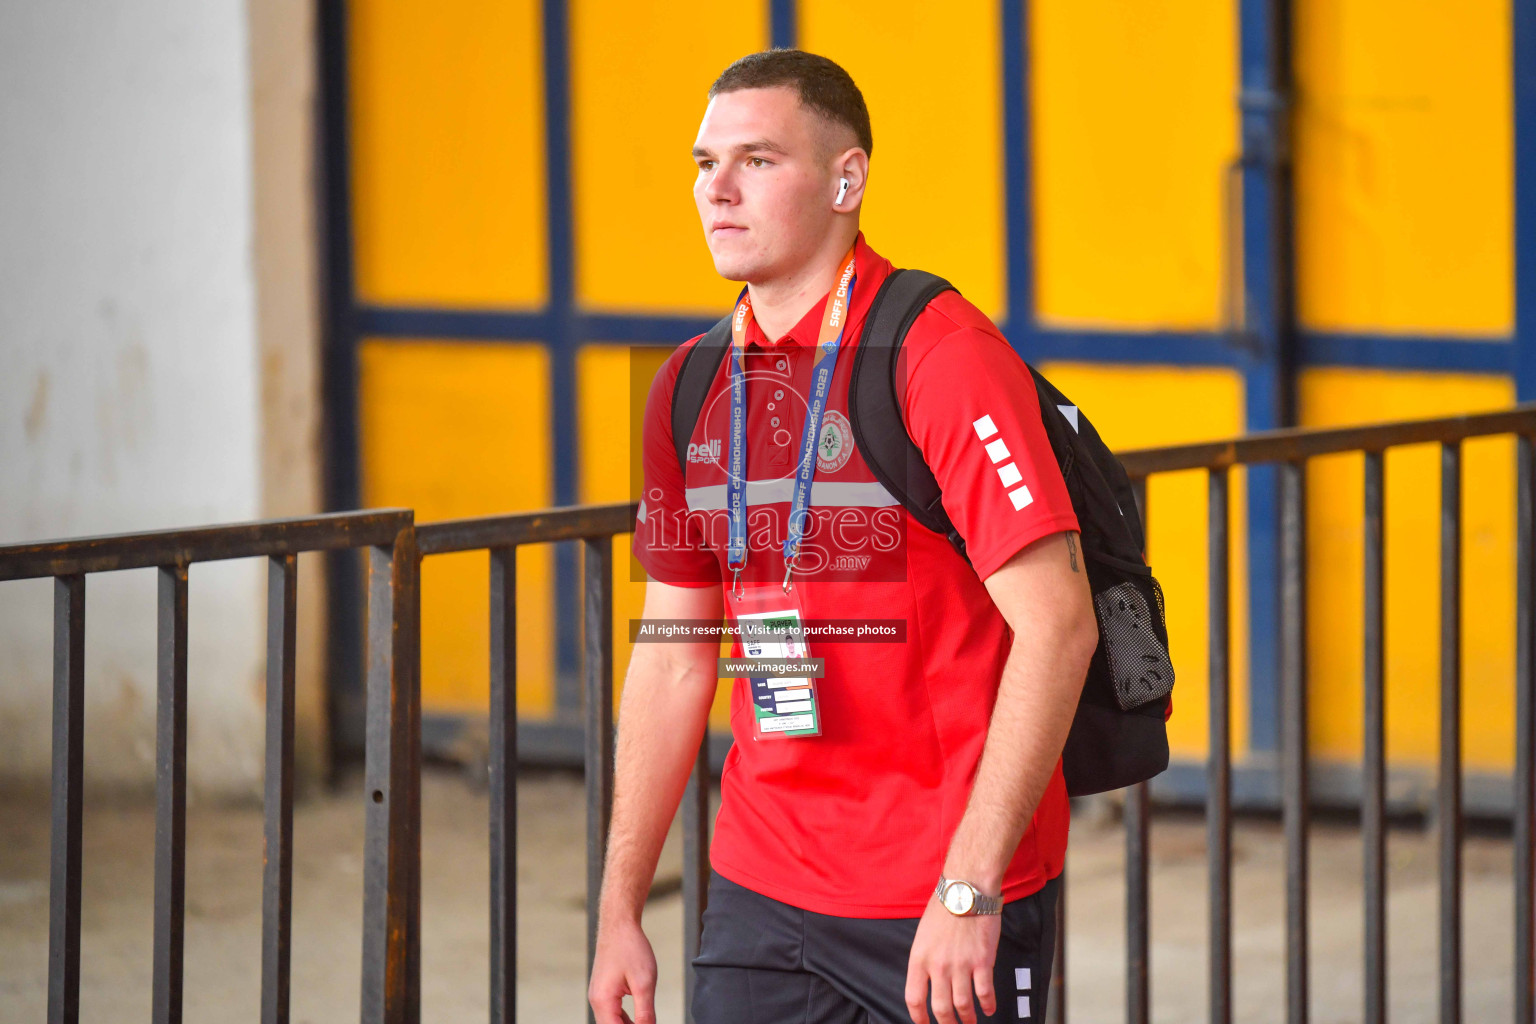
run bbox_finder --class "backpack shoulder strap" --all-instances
[670,316,733,478]
[847,269,969,558]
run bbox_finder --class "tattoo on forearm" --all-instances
[1066,533,1080,573]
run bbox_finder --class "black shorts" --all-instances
[691,870,1058,1024]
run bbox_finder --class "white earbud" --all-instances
[835,177,850,206]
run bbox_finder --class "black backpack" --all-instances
[671,269,1174,796]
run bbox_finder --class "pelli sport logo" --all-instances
[687,438,722,464]
[816,410,853,473]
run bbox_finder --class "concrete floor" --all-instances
[0,768,1520,1023]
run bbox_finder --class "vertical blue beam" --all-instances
[544,0,582,698]
[319,0,368,764]
[1514,7,1536,1017]
[1237,0,1296,759]
[1517,0,1536,401]
[1001,0,1033,346]
[770,0,797,49]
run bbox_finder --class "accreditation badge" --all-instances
[726,583,822,739]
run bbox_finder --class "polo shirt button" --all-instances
[776,359,787,370]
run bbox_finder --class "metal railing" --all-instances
[1110,404,1536,1024]
[4,404,1536,1024]
[0,510,421,1024]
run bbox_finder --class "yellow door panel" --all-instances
[1030,0,1238,328]
[570,1,765,313]
[359,340,555,717]
[801,0,1005,317]
[579,344,733,728]
[1292,0,1512,333]
[349,0,547,308]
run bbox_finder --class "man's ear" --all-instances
[832,148,869,211]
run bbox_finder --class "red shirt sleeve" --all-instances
[632,341,722,587]
[902,325,1079,580]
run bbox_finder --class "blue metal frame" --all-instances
[541,0,583,698]
[1235,0,1295,756]
[321,0,1529,751]
[1518,0,1536,401]
[319,0,367,765]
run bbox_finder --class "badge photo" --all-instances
[726,582,822,740]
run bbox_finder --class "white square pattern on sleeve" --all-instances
[972,414,1033,511]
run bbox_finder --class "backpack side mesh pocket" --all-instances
[1092,572,1175,711]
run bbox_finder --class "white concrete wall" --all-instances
[0,1,317,797]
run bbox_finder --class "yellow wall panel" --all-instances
[1038,364,1250,761]
[1299,369,1516,772]
[570,2,764,313]
[359,340,554,716]
[1292,0,1511,334]
[801,0,1005,317]
[579,344,733,728]
[349,0,547,308]
[1031,0,1238,328]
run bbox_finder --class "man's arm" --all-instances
[589,576,724,1024]
[905,531,1098,1024]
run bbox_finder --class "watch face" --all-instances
[941,881,975,915]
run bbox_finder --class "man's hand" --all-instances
[588,917,659,1024]
[904,895,1001,1024]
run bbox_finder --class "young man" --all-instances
[588,50,1097,1024]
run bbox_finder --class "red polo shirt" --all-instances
[633,233,1079,917]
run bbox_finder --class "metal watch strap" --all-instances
[935,876,1003,916]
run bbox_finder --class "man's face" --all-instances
[692,86,846,283]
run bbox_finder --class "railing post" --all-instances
[489,546,519,1024]
[1208,469,1232,1024]
[360,524,419,1024]
[1280,460,1310,1024]
[262,554,298,1024]
[683,736,711,1024]
[1517,437,1535,1024]
[1362,452,1387,1024]
[1439,442,1463,1024]
[48,574,85,1024]
[584,537,616,1024]
[152,563,189,1024]
[1127,476,1150,1024]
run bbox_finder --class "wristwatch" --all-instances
[935,876,1002,916]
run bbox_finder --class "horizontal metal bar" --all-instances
[417,503,636,555]
[0,510,413,582]
[1119,404,1536,477]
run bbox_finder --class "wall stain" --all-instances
[23,372,48,441]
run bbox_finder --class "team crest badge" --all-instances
[817,410,853,473]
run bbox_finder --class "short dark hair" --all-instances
[709,49,873,157]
